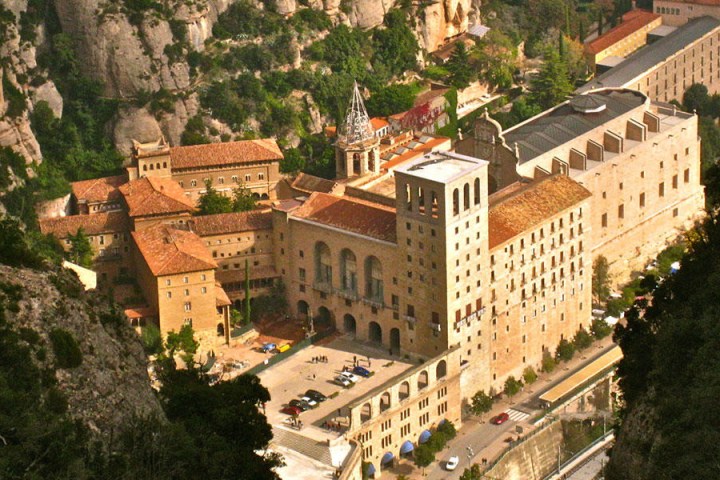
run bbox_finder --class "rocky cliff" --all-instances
[0,264,164,438]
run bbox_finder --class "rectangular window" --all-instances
[659,182,665,198]
[640,193,646,208]
[618,204,624,219]
[183,276,189,284]
[601,213,608,228]
[299,268,306,281]
[684,168,690,183]
[259,173,265,180]
[184,302,192,312]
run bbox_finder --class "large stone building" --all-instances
[457,88,705,279]
[578,16,720,101]
[654,0,720,26]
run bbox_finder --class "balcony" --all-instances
[403,314,417,325]
[362,297,385,309]
[335,288,359,301]
[313,281,333,294]
[429,322,441,332]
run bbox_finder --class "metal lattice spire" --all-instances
[339,81,374,146]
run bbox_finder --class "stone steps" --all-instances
[273,427,333,465]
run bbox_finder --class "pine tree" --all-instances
[530,48,574,110]
[447,42,474,89]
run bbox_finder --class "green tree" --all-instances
[446,42,475,89]
[232,184,258,212]
[68,228,93,267]
[556,338,576,362]
[414,443,435,473]
[165,324,199,365]
[682,83,711,116]
[366,83,417,117]
[475,30,518,90]
[141,324,163,355]
[504,375,523,397]
[530,48,573,109]
[371,9,419,78]
[591,317,613,340]
[460,464,483,480]
[437,420,457,440]
[197,180,233,215]
[523,366,538,384]
[541,349,557,373]
[470,389,493,416]
[573,328,593,351]
[592,255,612,303]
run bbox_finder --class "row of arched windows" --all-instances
[452,178,482,215]
[314,242,384,301]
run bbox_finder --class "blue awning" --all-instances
[366,463,376,476]
[381,452,394,464]
[418,430,432,444]
[400,440,414,454]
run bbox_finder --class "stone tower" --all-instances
[335,82,380,179]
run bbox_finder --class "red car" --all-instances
[491,412,510,425]
[281,405,302,416]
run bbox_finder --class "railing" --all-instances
[313,281,332,294]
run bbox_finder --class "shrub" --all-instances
[49,328,83,368]
[541,350,556,373]
[142,324,163,355]
[573,328,593,351]
[504,375,523,397]
[523,366,538,384]
[591,318,613,339]
[556,338,576,363]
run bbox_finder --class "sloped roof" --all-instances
[119,177,195,218]
[586,10,660,55]
[291,173,338,195]
[71,175,127,204]
[189,210,273,236]
[170,139,283,170]
[132,225,217,276]
[291,192,397,243]
[39,211,130,238]
[488,175,592,249]
[578,16,720,93]
[215,283,231,307]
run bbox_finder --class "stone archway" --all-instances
[369,321,382,344]
[343,314,357,336]
[316,306,334,331]
[297,300,309,320]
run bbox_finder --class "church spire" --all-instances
[339,81,374,146]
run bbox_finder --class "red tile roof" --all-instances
[124,306,158,319]
[291,173,338,195]
[39,211,130,238]
[381,136,451,172]
[132,225,217,276]
[215,283,231,307]
[71,175,127,204]
[488,175,592,249]
[291,192,397,243]
[189,210,273,236]
[586,10,661,55]
[170,139,283,170]
[370,117,389,130]
[119,177,195,217]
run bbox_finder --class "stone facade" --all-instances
[654,0,720,26]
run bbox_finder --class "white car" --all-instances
[340,371,359,383]
[445,456,459,471]
[301,396,318,408]
[334,375,352,387]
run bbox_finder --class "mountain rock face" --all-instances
[0,265,164,438]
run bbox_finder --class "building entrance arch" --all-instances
[316,306,334,331]
[343,314,357,336]
[369,321,382,344]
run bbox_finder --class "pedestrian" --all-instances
[353,355,357,365]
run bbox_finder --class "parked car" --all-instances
[334,375,352,387]
[281,405,302,416]
[352,365,371,377]
[300,396,318,408]
[289,399,312,411]
[340,371,359,383]
[445,456,459,471]
[305,389,327,402]
[260,343,277,353]
[491,412,510,425]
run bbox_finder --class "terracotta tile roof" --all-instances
[119,177,195,217]
[586,10,661,55]
[215,283,231,307]
[169,139,283,170]
[132,225,217,276]
[381,136,451,172]
[273,198,305,212]
[291,192,397,243]
[71,175,127,204]
[39,211,130,238]
[414,88,450,107]
[488,175,592,249]
[370,117,389,130]
[189,210,273,236]
[291,173,338,195]
[124,306,157,319]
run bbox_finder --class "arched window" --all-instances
[436,360,447,379]
[453,189,459,215]
[380,392,391,412]
[418,370,429,389]
[143,164,147,171]
[474,178,481,205]
[315,242,332,285]
[340,249,358,293]
[406,184,412,211]
[464,183,470,210]
[353,153,361,174]
[431,191,439,218]
[418,187,425,213]
[365,256,383,302]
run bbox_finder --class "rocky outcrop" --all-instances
[0,265,165,438]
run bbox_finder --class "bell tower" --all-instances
[335,82,380,179]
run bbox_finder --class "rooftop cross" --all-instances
[339,81,374,146]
